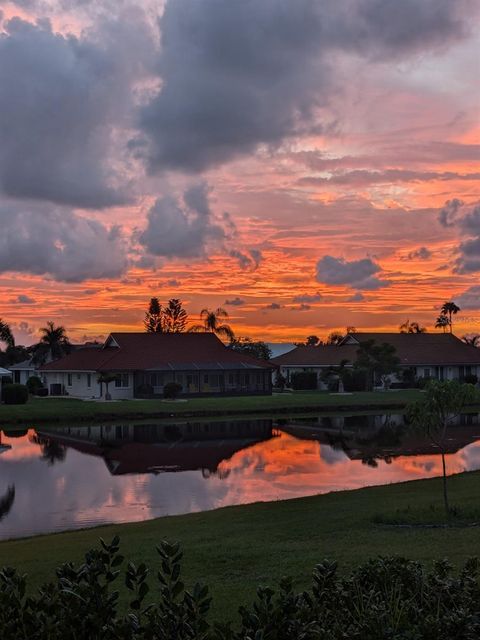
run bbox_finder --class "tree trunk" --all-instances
[441,452,450,518]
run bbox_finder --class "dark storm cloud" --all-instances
[139,182,234,259]
[0,15,151,208]
[316,255,388,290]
[438,200,480,274]
[457,286,480,310]
[139,0,478,173]
[0,201,129,281]
[224,297,245,306]
[406,247,432,261]
[292,293,322,303]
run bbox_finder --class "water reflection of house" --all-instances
[36,420,276,476]
[281,413,480,463]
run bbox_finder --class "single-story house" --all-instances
[39,332,275,399]
[272,332,480,389]
[8,359,37,385]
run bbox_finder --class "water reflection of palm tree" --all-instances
[30,434,67,465]
[0,486,15,521]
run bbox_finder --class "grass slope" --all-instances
[0,390,423,426]
[1,471,479,621]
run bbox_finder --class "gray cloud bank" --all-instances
[0,0,478,281]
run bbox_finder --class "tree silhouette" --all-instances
[326,331,345,345]
[97,373,118,400]
[0,319,14,349]
[399,319,427,334]
[440,301,460,334]
[163,299,188,333]
[462,335,480,347]
[144,297,164,333]
[190,308,234,341]
[435,315,450,333]
[33,321,71,364]
[30,434,67,466]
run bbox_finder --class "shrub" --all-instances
[273,371,286,391]
[1,384,28,405]
[1,540,480,639]
[290,371,317,390]
[136,383,154,397]
[36,387,49,397]
[464,373,478,385]
[163,382,182,399]
[26,375,44,394]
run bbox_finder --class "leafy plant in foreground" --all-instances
[1,539,480,639]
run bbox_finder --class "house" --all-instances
[8,360,37,385]
[272,332,480,389]
[39,332,275,399]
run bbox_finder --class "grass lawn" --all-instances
[0,390,425,426]
[1,470,480,621]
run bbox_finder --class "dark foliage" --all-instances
[463,373,478,385]
[1,383,28,405]
[290,371,317,390]
[26,376,44,394]
[1,540,480,639]
[135,383,154,397]
[229,337,272,360]
[163,382,183,399]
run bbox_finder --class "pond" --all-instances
[1,413,480,540]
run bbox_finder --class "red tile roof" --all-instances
[272,333,480,367]
[272,345,359,366]
[345,333,480,366]
[40,332,274,372]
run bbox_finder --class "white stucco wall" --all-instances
[42,371,134,399]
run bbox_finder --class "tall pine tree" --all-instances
[163,299,188,333]
[144,298,164,333]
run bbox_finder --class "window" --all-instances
[14,371,20,383]
[67,373,72,386]
[423,368,431,378]
[115,373,129,388]
[228,374,234,385]
[87,374,91,388]
[204,374,209,384]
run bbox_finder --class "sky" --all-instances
[0,0,479,345]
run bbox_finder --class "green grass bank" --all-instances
[1,470,479,620]
[0,390,425,426]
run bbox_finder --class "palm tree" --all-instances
[0,319,14,349]
[399,319,427,334]
[435,315,450,333]
[97,373,118,400]
[463,335,480,347]
[33,321,71,364]
[440,301,460,334]
[190,308,235,341]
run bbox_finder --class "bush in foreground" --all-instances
[1,383,28,405]
[1,538,480,639]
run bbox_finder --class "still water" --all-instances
[1,413,480,540]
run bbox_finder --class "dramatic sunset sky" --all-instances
[0,0,479,345]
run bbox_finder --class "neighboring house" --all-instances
[272,332,480,389]
[39,332,275,399]
[8,360,38,385]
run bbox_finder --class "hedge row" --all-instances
[1,538,479,639]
